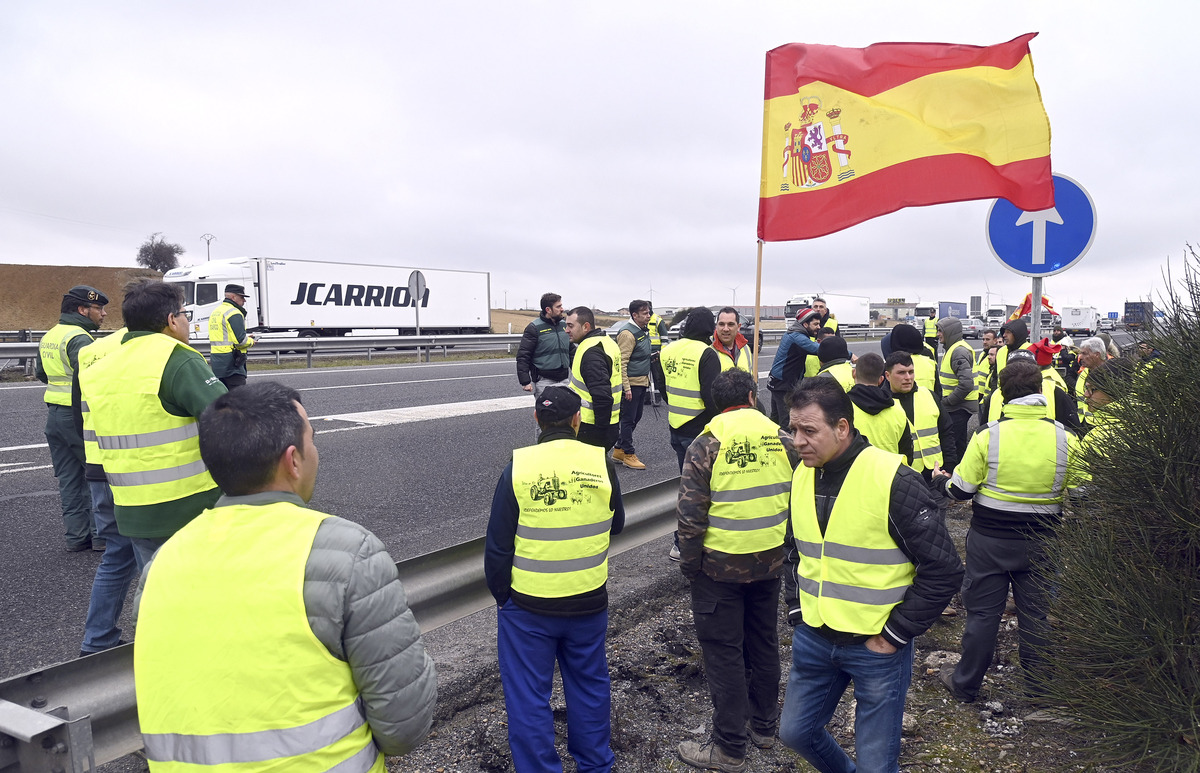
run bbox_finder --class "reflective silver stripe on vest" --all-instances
[915,427,938,438]
[973,491,1062,513]
[710,481,790,503]
[1050,423,1069,494]
[666,385,701,399]
[819,580,908,606]
[796,575,820,596]
[97,423,200,450]
[668,405,704,418]
[325,738,381,773]
[142,697,368,765]
[106,459,209,487]
[517,519,613,541]
[82,430,97,443]
[708,509,788,532]
[512,549,608,574]
[985,428,1002,489]
[915,444,941,458]
[985,422,1068,501]
[794,539,822,559]
[822,541,909,565]
[80,401,89,412]
[45,383,71,394]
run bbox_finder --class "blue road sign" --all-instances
[986,174,1097,278]
[1107,311,1119,319]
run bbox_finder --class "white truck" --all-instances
[163,257,491,341]
[782,293,870,327]
[1059,305,1099,336]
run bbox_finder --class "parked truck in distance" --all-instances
[163,257,491,341]
[985,305,1018,329]
[783,293,870,327]
[1124,300,1154,331]
[1060,305,1099,336]
[937,301,968,319]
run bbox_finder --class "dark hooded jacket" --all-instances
[847,383,914,461]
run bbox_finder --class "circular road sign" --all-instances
[986,174,1097,278]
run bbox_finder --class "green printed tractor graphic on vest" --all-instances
[530,474,569,506]
[664,357,678,375]
[724,438,758,468]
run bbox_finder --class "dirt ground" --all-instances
[0,264,160,330]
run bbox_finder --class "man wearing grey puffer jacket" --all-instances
[936,316,978,472]
[134,382,436,770]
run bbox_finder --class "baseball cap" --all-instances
[535,386,581,423]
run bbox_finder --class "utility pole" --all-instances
[200,234,216,261]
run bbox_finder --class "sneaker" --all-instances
[937,665,974,703]
[677,740,746,773]
[622,453,647,470]
[748,726,776,749]
[611,448,627,462]
[668,544,681,562]
[91,538,107,552]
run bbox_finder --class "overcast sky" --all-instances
[2,1,1195,317]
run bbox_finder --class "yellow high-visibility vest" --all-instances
[136,502,384,773]
[939,340,979,402]
[79,329,128,466]
[39,323,93,406]
[510,439,613,598]
[715,344,752,373]
[791,446,913,634]
[662,338,709,429]
[905,387,944,472]
[852,402,909,456]
[568,334,622,426]
[208,302,253,354]
[702,409,790,554]
[817,362,855,393]
[79,334,215,507]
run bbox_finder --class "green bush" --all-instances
[1044,249,1200,770]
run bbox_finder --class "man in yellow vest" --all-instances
[79,280,227,568]
[135,381,436,770]
[565,305,622,451]
[889,323,940,396]
[675,369,798,771]
[486,386,625,773]
[36,285,109,551]
[712,307,753,373]
[885,352,956,483]
[779,378,962,772]
[815,336,856,393]
[846,353,912,458]
[977,350,1080,436]
[208,283,256,390]
[1075,336,1111,428]
[934,358,1082,705]
[995,318,1032,373]
[647,304,670,405]
[812,297,839,336]
[936,317,979,471]
[974,329,999,398]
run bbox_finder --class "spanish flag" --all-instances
[758,33,1053,242]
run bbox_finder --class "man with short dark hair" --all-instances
[486,386,625,773]
[936,317,978,471]
[676,369,798,772]
[516,293,571,437]
[713,307,752,372]
[37,285,108,551]
[935,359,1082,704]
[885,352,955,481]
[779,378,962,772]
[135,382,436,769]
[975,330,998,397]
[565,306,622,451]
[846,352,911,458]
[614,300,652,469]
[79,280,227,568]
[208,283,256,390]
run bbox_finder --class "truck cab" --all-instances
[163,260,258,342]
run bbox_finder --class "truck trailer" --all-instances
[1059,306,1099,336]
[164,257,491,341]
[1124,300,1154,331]
[937,301,968,320]
[782,293,870,327]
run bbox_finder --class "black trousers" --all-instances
[946,408,972,471]
[689,572,782,757]
[218,373,247,390]
[577,423,617,451]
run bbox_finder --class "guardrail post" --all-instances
[0,699,96,772]
[306,343,314,369]
[18,329,32,375]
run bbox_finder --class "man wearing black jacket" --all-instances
[885,352,957,481]
[565,306,622,451]
[515,292,571,399]
[779,378,962,773]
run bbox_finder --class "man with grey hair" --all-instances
[1076,337,1109,428]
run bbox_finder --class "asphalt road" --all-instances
[1,332,1129,678]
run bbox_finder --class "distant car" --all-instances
[605,319,628,335]
[667,321,685,340]
[739,321,765,350]
[960,318,986,338]
[1099,318,1116,331]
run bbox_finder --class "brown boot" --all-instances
[622,453,647,470]
[611,448,627,462]
[677,740,746,772]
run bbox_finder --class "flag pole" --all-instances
[752,239,764,379]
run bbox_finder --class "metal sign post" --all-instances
[408,270,427,363]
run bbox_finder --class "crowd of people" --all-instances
[32,282,1142,772]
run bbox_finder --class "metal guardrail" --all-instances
[0,479,679,772]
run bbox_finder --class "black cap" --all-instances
[64,285,109,306]
[225,284,248,297]
[818,336,850,364]
[535,386,581,423]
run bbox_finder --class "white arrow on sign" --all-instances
[1014,207,1063,265]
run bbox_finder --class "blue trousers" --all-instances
[81,481,137,653]
[497,601,613,773]
[779,623,913,773]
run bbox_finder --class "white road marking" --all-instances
[313,396,532,433]
[0,444,48,452]
[0,464,53,475]
[299,373,509,392]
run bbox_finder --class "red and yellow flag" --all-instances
[1009,292,1057,320]
[757,33,1053,242]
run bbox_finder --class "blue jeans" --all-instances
[497,600,613,773]
[780,623,913,773]
[81,481,137,653]
[131,536,169,572]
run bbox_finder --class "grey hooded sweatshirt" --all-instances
[936,317,979,414]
